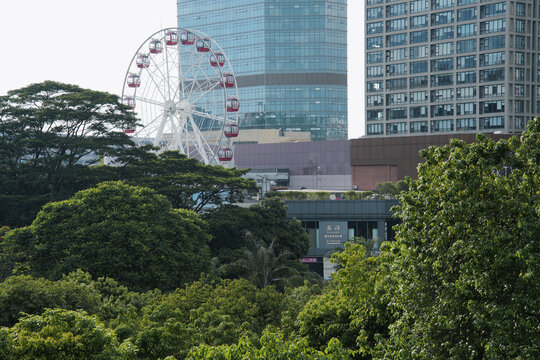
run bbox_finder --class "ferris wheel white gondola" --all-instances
[121,28,240,165]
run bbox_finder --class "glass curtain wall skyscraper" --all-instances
[365,0,538,137]
[178,0,348,141]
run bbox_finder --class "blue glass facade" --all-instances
[178,0,347,140]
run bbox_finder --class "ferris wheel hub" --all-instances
[176,100,192,114]
[164,100,178,115]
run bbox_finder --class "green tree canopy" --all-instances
[118,150,257,213]
[0,81,139,227]
[1,181,211,292]
[377,120,540,359]
[0,309,135,360]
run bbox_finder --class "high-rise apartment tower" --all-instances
[178,0,348,141]
[365,0,538,136]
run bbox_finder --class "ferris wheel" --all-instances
[121,28,239,165]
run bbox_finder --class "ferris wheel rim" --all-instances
[121,27,239,165]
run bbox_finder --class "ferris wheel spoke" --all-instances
[186,79,221,104]
[191,109,228,124]
[134,95,164,108]
[187,53,206,96]
[142,65,168,101]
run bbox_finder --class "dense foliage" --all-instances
[1,182,211,291]
[0,81,138,227]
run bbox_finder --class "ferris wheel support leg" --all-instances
[170,114,187,155]
[188,115,210,164]
[154,113,169,150]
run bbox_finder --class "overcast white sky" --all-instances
[0,1,365,138]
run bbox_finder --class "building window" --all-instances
[387,93,407,105]
[458,0,476,5]
[367,22,384,34]
[480,35,505,51]
[367,124,384,135]
[410,45,428,59]
[386,63,408,76]
[456,118,476,131]
[387,108,408,120]
[457,55,476,69]
[410,106,428,118]
[410,75,429,88]
[480,68,505,82]
[431,58,454,72]
[481,100,505,113]
[410,60,428,74]
[367,0,383,5]
[367,95,384,107]
[367,110,384,122]
[367,7,384,20]
[411,30,428,44]
[431,73,454,87]
[386,122,408,134]
[431,42,454,56]
[386,48,408,61]
[367,81,384,92]
[386,3,408,17]
[410,0,429,13]
[431,88,454,102]
[479,19,505,34]
[514,68,524,81]
[367,36,383,49]
[480,116,504,129]
[410,91,428,103]
[457,71,476,84]
[431,119,454,132]
[431,10,454,25]
[410,121,428,133]
[431,26,454,41]
[514,117,525,130]
[456,102,476,115]
[386,78,408,90]
[457,7,477,21]
[515,52,524,65]
[457,39,477,53]
[515,2,525,16]
[386,18,408,32]
[514,85,524,97]
[480,51,505,66]
[367,51,383,64]
[431,104,454,117]
[515,19,525,33]
[457,86,477,100]
[386,33,407,47]
[480,84,505,98]
[514,100,524,113]
[367,66,384,78]
[432,0,454,10]
[480,2,506,18]
[457,23,477,37]
[514,36,525,49]
[410,15,428,29]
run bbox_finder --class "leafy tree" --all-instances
[220,237,305,289]
[119,151,257,213]
[118,276,284,359]
[1,181,211,291]
[0,309,135,360]
[296,243,392,359]
[377,120,540,359]
[205,198,310,263]
[0,81,139,228]
[186,330,353,360]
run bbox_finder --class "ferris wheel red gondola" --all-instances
[218,147,233,161]
[224,123,239,137]
[180,30,195,45]
[210,52,225,67]
[136,54,150,68]
[165,31,179,46]
[149,39,163,54]
[196,37,211,52]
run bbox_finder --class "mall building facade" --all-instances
[365,0,539,137]
[177,0,348,141]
